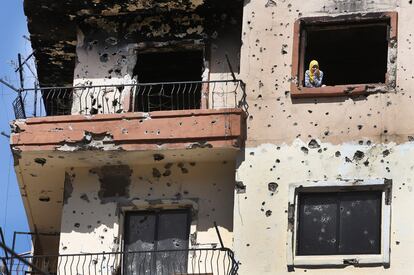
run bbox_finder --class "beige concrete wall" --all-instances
[234,141,414,274]
[233,1,414,274]
[59,161,235,254]
[240,0,414,145]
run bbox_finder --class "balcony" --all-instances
[1,247,239,275]
[11,80,246,155]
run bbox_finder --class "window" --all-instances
[291,12,397,98]
[287,179,391,267]
[297,191,381,256]
[133,50,204,112]
[123,209,191,274]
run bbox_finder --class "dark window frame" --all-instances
[123,208,192,252]
[122,208,192,274]
[290,12,398,98]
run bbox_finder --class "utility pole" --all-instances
[16,53,26,118]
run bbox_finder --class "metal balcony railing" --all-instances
[12,80,246,119]
[1,247,238,275]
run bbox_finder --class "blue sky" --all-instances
[0,0,35,254]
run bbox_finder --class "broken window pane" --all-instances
[297,191,382,256]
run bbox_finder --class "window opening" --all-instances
[297,191,382,256]
[124,209,191,274]
[133,50,203,112]
[302,20,389,86]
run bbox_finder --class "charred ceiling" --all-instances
[24,0,243,86]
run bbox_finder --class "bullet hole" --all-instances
[357,125,363,130]
[153,154,164,161]
[396,241,400,245]
[265,0,277,7]
[30,174,37,177]
[262,201,266,206]
[62,246,67,250]
[408,136,414,142]
[265,210,272,217]
[335,151,341,157]
[324,130,329,136]
[301,146,309,154]
[353,151,365,161]
[164,163,173,169]
[345,157,353,163]
[39,196,50,202]
[99,53,109,62]
[268,182,278,193]
[74,223,80,228]
[281,44,288,54]
[90,107,98,115]
[383,149,390,157]
[181,167,189,174]
[189,162,196,166]
[34,158,47,166]
[308,139,320,149]
[307,110,312,113]
[236,181,246,194]
[105,37,118,45]
[363,159,370,166]
[163,170,171,177]
[250,152,255,156]
[80,194,90,202]
[152,168,161,178]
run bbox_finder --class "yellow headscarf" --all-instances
[309,60,320,82]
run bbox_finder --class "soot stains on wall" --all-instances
[91,165,132,203]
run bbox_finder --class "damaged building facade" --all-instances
[5,0,414,274]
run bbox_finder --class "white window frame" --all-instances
[287,179,391,267]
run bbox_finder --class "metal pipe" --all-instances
[0,241,49,275]
[0,79,19,92]
[214,221,225,249]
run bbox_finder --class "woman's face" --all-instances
[311,65,318,73]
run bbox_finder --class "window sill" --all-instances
[293,254,388,267]
[290,83,388,98]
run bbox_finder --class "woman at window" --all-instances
[305,60,324,88]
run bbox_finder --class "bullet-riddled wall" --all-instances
[234,0,414,274]
[59,161,235,254]
[71,8,242,114]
